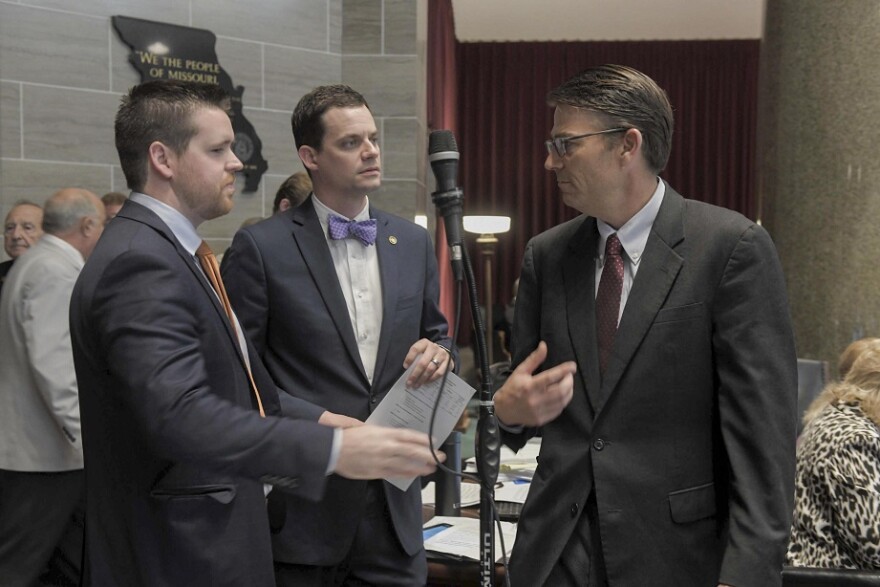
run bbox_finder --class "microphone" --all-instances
[428,130,464,281]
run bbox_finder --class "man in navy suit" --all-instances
[493,65,797,586]
[222,85,454,586]
[70,80,440,586]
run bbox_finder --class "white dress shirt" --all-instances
[595,179,665,324]
[312,195,384,384]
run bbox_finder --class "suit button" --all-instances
[592,439,605,451]
[370,397,377,405]
[570,503,579,517]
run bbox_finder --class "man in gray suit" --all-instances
[493,65,797,586]
[222,84,454,586]
[0,188,105,585]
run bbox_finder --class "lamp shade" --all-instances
[463,215,511,235]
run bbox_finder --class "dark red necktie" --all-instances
[596,233,624,376]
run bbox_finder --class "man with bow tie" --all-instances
[221,84,454,587]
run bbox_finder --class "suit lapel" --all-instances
[119,201,248,368]
[290,199,368,381]
[562,217,604,415]
[371,210,398,390]
[595,186,685,415]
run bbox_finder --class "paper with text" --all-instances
[366,356,475,490]
[423,516,517,562]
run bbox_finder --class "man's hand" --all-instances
[334,425,444,480]
[403,338,452,388]
[493,341,576,427]
[318,411,363,429]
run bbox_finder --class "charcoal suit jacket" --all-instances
[504,184,798,586]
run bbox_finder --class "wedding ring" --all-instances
[430,357,441,366]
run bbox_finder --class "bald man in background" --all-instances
[1,201,44,295]
[0,188,105,586]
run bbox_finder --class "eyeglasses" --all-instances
[544,128,628,158]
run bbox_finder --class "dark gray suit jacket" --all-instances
[70,200,335,586]
[504,185,798,586]
[221,196,453,565]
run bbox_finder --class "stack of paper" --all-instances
[465,436,541,483]
[423,516,517,563]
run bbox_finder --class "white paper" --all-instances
[366,356,475,490]
[465,436,541,482]
[421,481,481,507]
[423,516,516,563]
[422,480,528,507]
[494,481,530,504]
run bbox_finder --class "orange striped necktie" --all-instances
[195,241,266,417]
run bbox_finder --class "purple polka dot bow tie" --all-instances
[328,214,378,246]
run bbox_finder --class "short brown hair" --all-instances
[548,65,673,174]
[101,192,128,207]
[291,85,370,152]
[115,80,232,192]
[273,172,312,213]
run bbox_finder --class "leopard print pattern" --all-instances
[787,402,880,569]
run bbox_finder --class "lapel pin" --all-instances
[388,236,398,245]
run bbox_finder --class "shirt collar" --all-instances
[39,233,85,266]
[130,192,203,256]
[311,195,372,239]
[597,179,665,266]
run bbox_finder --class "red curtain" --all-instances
[427,0,459,336]
[454,40,761,309]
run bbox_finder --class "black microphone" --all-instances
[428,130,464,281]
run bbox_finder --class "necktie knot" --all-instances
[604,233,622,258]
[196,240,214,259]
[328,215,377,246]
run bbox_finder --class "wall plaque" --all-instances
[113,16,268,192]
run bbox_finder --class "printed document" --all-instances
[366,356,474,490]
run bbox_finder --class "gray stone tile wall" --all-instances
[0,0,429,257]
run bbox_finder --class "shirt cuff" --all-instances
[325,427,343,475]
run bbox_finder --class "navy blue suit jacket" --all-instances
[222,196,453,565]
[70,200,335,586]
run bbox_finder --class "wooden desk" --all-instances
[427,557,506,587]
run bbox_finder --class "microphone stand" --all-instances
[433,189,500,587]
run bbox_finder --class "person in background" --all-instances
[100,192,127,223]
[1,201,44,294]
[788,340,880,570]
[272,171,312,214]
[0,188,105,586]
[493,64,797,586]
[836,337,880,380]
[222,84,453,587]
[69,80,440,586]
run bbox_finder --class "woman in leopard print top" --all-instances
[787,341,880,569]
